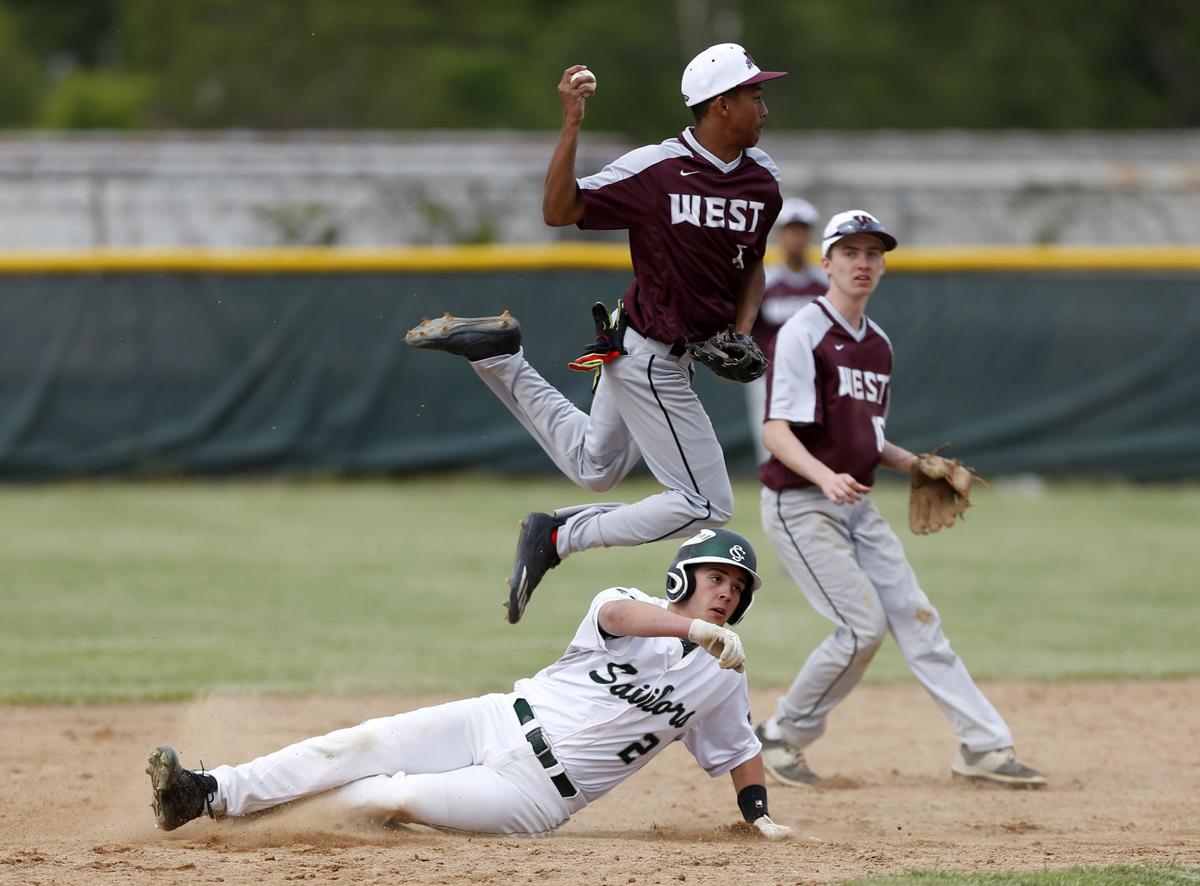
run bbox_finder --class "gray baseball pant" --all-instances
[744,376,769,466]
[761,486,1014,754]
[472,326,733,558]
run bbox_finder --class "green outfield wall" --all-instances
[1,245,1198,480]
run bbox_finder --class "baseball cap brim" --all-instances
[823,230,899,255]
[741,70,787,87]
[868,231,898,251]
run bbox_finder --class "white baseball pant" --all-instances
[207,693,587,835]
[472,325,734,557]
[761,486,1013,754]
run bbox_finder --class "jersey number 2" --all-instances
[617,733,660,765]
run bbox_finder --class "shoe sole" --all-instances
[404,311,520,356]
[506,512,562,625]
[756,727,822,788]
[146,746,183,829]
[951,769,1047,789]
[763,760,822,788]
[506,516,535,625]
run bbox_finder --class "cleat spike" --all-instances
[405,312,522,360]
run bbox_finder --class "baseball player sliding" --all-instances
[754,211,1047,789]
[406,43,783,625]
[146,530,794,839]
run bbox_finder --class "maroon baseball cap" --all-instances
[681,43,787,107]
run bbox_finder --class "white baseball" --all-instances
[570,69,597,96]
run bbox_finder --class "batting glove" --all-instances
[688,619,746,672]
[752,815,794,840]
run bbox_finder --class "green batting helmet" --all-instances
[665,528,762,625]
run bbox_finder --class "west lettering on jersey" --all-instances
[670,194,765,232]
[589,663,697,727]
[836,365,890,405]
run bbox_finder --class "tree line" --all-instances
[1,0,1197,136]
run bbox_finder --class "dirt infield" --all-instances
[4,680,1198,884]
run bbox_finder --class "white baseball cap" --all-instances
[821,210,899,256]
[681,43,787,107]
[777,197,820,228]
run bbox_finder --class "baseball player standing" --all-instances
[146,530,793,840]
[754,210,1047,789]
[746,196,827,465]
[406,44,785,624]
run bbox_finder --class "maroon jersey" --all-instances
[577,127,783,344]
[759,297,894,491]
[751,263,828,360]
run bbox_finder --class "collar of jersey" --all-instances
[817,295,869,342]
[681,127,742,174]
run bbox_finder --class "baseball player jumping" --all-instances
[754,210,1047,789]
[145,530,794,840]
[406,44,784,623]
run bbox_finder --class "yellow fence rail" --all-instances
[0,243,1198,273]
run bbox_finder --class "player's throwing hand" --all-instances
[558,64,596,124]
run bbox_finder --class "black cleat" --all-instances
[405,311,521,361]
[146,745,218,831]
[506,512,564,624]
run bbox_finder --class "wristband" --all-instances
[736,784,769,823]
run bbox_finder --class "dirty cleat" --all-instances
[756,724,821,787]
[951,746,1047,789]
[405,311,521,361]
[147,745,218,831]
[506,512,564,625]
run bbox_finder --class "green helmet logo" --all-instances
[665,528,762,624]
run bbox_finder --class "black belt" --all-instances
[624,315,691,359]
[513,697,578,799]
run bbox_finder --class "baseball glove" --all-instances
[908,446,989,535]
[687,328,768,383]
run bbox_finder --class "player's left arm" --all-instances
[881,441,918,474]
[599,600,746,671]
[597,599,692,640]
[729,755,793,839]
[732,257,766,335]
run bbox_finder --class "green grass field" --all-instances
[3,475,1197,703]
[850,865,1200,885]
